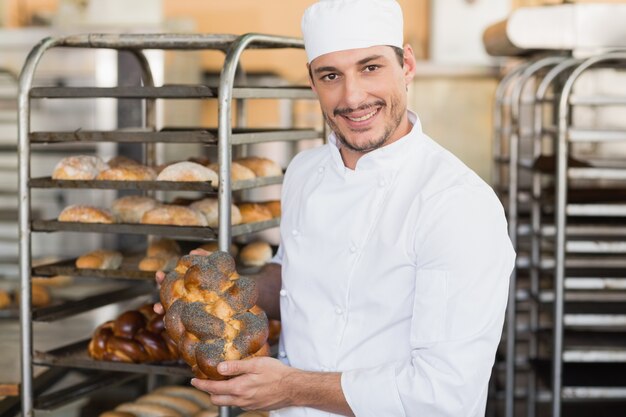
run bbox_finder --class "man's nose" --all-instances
[342,75,367,110]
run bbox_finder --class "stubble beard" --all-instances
[323,97,404,153]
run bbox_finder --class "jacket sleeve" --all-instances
[340,184,515,417]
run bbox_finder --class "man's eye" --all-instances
[364,65,379,72]
[321,73,338,81]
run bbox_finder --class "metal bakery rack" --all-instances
[18,33,321,417]
[493,51,626,417]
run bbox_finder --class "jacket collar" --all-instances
[327,110,423,174]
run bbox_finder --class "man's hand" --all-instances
[191,357,297,411]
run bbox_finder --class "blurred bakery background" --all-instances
[0,0,625,417]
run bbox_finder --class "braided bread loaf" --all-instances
[160,251,269,380]
[88,304,179,363]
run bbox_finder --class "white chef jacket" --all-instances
[269,111,515,417]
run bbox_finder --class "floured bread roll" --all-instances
[263,200,281,218]
[115,403,183,417]
[76,250,123,269]
[141,205,208,226]
[139,256,178,272]
[15,284,51,307]
[111,196,159,224]
[237,203,273,224]
[52,155,108,180]
[207,162,256,182]
[97,164,157,181]
[136,393,201,416]
[151,386,216,411]
[107,155,140,168]
[235,157,283,177]
[197,242,239,258]
[58,205,115,224]
[239,242,273,267]
[157,162,218,184]
[0,289,11,309]
[189,198,242,227]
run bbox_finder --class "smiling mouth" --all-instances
[345,108,379,122]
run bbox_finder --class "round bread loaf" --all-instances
[157,162,218,185]
[52,155,108,180]
[115,402,183,417]
[263,200,281,218]
[189,198,242,227]
[58,205,115,224]
[31,284,51,307]
[160,252,270,380]
[76,250,123,270]
[139,255,178,272]
[88,304,179,363]
[207,162,256,182]
[112,196,159,224]
[239,242,273,267]
[99,412,136,417]
[107,155,141,168]
[141,206,208,227]
[136,393,200,417]
[235,157,282,178]
[237,203,273,224]
[97,164,157,181]
[31,275,73,287]
[147,238,181,258]
[0,289,11,309]
[193,411,219,417]
[267,319,281,345]
[151,386,215,411]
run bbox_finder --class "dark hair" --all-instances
[308,45,405,83]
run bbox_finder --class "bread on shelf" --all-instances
[111,196,160,224]
[31,275,73,287]
[136,393,201,417]
[237,203,273,224]
[114,402,183,417]
[263,200,281,218]
[58,205,115,224]
[97,164,157,181]
[207,162,256,182]
[139,238,181,272]
[75,250,123,270]
[88,304,179,363]
[151,386,216,411]
[235,156,282,178]
[29,284,51,307]
[156,162,218,184]
[107,155,141,168]
[239,242,273,267]
[0,289,11,309]
[52,155,108,180]
[140,205,208,227]
[189,198,242,227]
[98,411,136,417]
[160,252,269,380]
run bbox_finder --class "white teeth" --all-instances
[347,109,377,122]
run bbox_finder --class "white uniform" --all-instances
[270,111,515,417]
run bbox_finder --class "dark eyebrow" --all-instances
[312,54,386,76]
[312,66,339,75]
[356,54,384,66]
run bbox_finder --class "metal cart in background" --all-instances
[18,33,322,417]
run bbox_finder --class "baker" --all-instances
[157,0,515,415]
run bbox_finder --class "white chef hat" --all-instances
[301,0,404,63]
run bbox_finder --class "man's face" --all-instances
[308,45,415,154]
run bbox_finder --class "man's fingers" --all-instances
[190,248,211,256]
[155,270,165,285]
[153,302,164,315]
[218,359,256,376]
[191,378,237,396]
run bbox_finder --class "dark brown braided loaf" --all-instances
[88,304,179,363]
[159,251,269,380]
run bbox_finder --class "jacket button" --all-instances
[280,289,288,297]
[318,166,325,174]
[335,307,343,315]
[349,245,357,254]
[279,351,287,358]
[291,229,299,236]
